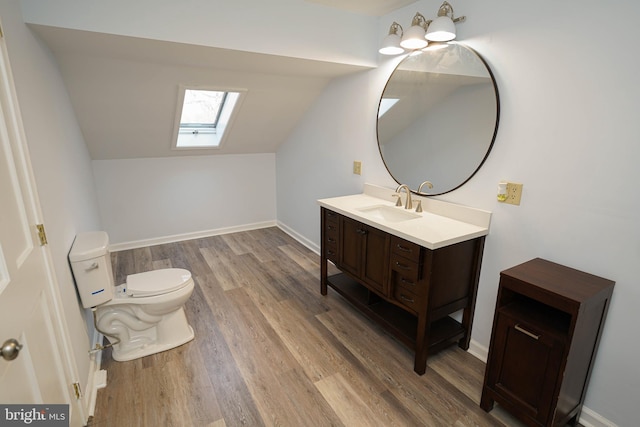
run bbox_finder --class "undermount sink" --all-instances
[356,204,421,223]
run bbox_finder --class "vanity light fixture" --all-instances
[426,1,466,42]
[379,1,466,55]
[400,12,430,50]
[379,22,405,55]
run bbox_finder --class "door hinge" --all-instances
[72,382,82,400]
[36,224,48,246]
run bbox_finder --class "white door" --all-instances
[0,25,84,426]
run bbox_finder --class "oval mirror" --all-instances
[377,43,500,195]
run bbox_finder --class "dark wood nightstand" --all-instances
[480,258,614,426]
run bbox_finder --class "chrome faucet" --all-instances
[395,184,413,210]
[418,180,433,194]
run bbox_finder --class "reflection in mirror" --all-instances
[377,43,499,195]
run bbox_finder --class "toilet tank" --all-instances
[69,231,115,308]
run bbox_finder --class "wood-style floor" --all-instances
[89,227,524,427]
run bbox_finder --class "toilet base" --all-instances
[108,307,195,362]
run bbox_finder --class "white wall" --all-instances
[277,0,640,425]
[0,0,102,410]
[92,153,276,245]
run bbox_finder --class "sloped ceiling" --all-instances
[29,25,370,160]
[26,0,418,160]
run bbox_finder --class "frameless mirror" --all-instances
[377,43,499,195]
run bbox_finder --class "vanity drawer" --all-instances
[390,252,420,282]
[392,271,426,298]
[390,235,422,263]
[393,285,425,313]
[323,210,339,261]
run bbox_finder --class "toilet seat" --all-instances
[126,268,192,297]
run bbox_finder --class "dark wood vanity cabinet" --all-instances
[480,258,614,426]
[339,215,390,295]
[320,207,486,375]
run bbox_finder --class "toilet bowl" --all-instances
[69,232,195,361]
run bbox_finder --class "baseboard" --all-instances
[466,339,615,427]
[577,407,618,427]
[85,331,106,417]
[467,338,489,362]
[109,221,277,251]
[277,221,320,255]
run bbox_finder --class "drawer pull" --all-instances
[396,244,412,253]
[356,228,367,235]
[327,225,335,230]
[515,324,540,340]
[327,238,335,243]
[401,278,416,287]
[395,261,411,270]
[327,250,335,256]
[400,294,414,303]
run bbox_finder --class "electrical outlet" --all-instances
[505,182,523,205]
[353,161,362,175]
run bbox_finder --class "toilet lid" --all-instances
[126,268,192,297]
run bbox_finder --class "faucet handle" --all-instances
[392,193,402,206]
[414,200,422,213]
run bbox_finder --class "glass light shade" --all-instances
[425,16,456,42]
[400,25,428,49]
[379,33,404,55]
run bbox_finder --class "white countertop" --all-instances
[317,184,491,250]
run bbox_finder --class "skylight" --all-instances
[378,98,399,117]
[173,87,245,149]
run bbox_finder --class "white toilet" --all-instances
[69,231,195,361]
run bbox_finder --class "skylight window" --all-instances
[173,87,245,149]
[378,98,399,117]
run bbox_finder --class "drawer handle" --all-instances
[327,250,335,256]
[327,238,335,243]
[400,278,416,287]
[396,244,412,253]
[356,228,367,235]
[327,225,335,230]
[399,294,414,303]
[515,324,540,340]
[327,212,336,217]
[395,261,411,270]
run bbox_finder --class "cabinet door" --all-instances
[339,216,364,278]
[487,312,565,424]
[361,225,389,295]
[339,216,389,296]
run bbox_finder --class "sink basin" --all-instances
[356,205,421,223]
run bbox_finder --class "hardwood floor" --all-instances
[89,227,524,427]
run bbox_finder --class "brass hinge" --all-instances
[36,224,48,246]
[72,382,82,400]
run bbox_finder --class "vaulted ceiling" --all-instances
[25,0,418,160]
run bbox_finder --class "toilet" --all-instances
[69,231,195,361]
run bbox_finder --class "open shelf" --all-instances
[327,273,465,353]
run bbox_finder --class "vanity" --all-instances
[318,184,491,374]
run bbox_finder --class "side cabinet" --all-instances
[480,258,614,426]
[320,207,486,374]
